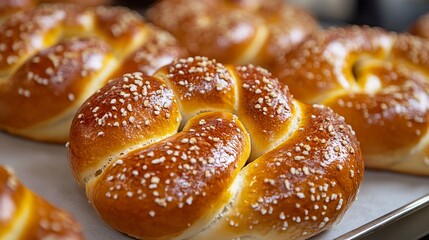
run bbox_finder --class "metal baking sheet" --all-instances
[335,194,429,240]
[1,132,428,240]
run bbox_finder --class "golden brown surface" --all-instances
[146,0,318,68]
[0,0,110,20]
[273,26,429,175]
[69,56,364,239]
[0,165,83,240]
[0,0,35,20]
[410,12,429,40]
[0,3,186,142]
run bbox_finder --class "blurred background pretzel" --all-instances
[146,0,318,69]
[0,165,83,240]
[0,0,111,20]
[273,26,429,176]
[0,3,186,142]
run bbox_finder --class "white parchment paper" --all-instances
[0,133,428,239]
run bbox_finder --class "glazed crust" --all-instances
[410,12,429,40]
[0,0,110,20]
[68,56,364,240]
[273,26,429,175]
[0,3,186,142]
[146,0,318,68]
[0,165,83,240]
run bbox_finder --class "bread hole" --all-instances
[351,57,371,82]
[351,55,386,82]
[95,169,102,177]
[351,61,360,81]
[352,58,385,93]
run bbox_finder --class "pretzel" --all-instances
[273,26,429,176]
[0,0,110,20]
[0,3,186,142]
[0,165,83,239]
[146,0,318,68]
[68,56,363,239]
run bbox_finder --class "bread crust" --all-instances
[69,56,364,239]
[146,0,318,68]
[0,0,111,20]
[0,4,186,142]
[273,26,429,175]
[0,165,83,240]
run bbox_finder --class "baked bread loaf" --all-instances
[0,3,186,142]
[273,26,429,176]
[0,0,110,20]
[68,56,364,240]
[0,165,83,240]
[146,0,318,68]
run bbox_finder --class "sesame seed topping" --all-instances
[68,93,75,101]
[186,196,193,205]
[297,192,305,199]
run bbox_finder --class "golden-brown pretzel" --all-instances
[0,3,186,142]
[146,0,318,68]
[273,26,429,175]
[0,165,83,240]
[68,56,364,240]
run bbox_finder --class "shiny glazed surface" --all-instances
[69,56,364,240]
[274,26,429,175]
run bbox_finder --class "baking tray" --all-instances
[1,132,429,239]
[335,194,429,240]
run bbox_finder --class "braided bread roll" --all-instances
[68,56,364,239]
[146,0,318,68]
[0,165,83,240]
[0,3,186,142]
[273,26,429,176]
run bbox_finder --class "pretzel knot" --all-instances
[68,56,363,240]
[146,0,318,68]
[274,26,429,176]
[0,4,185,142]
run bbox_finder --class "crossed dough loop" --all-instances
[0,165,83,240]
[146,0,318,68]
[0,3,186,142]
[274,26,429,176]
[68,56,363,240]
